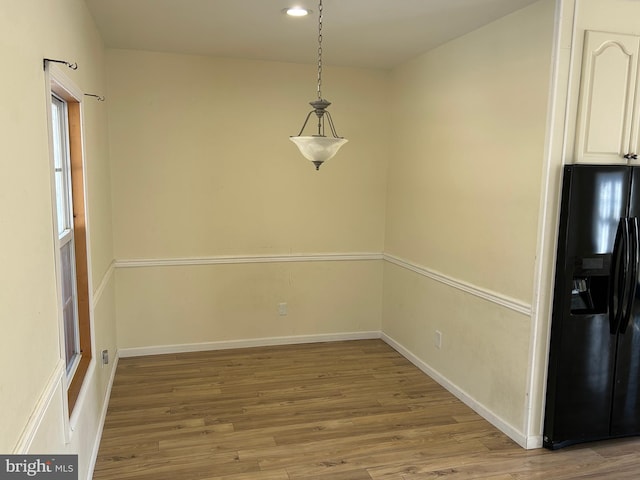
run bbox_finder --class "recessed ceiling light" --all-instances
[284,6,311,17]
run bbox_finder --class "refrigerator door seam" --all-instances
[620,217,639,334]
[610,218,628,335]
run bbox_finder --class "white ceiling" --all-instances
[85,0,541,70]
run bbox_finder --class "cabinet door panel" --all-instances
[575,31,640,164]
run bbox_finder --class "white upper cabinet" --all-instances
[575,30,640,164]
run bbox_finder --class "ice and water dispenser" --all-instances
[570,255,610,314]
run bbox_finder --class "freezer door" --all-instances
[544,165,631,448]
[563,165,630,258]
[546,313,617,447]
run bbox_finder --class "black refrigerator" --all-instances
[544,164,640,449]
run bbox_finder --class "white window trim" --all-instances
[52,94,82,380]
[44,63,97,441]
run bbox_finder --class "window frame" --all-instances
[51,93,82,381]
[45,64,95,435]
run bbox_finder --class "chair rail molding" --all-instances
[383,253,532,316]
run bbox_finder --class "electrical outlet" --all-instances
[434,330,442,349]
[278,302,288,316]
[101,349,109,366]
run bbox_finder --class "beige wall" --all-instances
[107,50,389,350]
[383,0,556,439]
[383,263,532,428]
[0,0,116,474]
[107,50,389,259]
[116,261,382,350]
[386,0,554,302]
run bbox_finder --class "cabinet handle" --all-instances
[624,153,638,160]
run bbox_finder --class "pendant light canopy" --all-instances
[290,0,347,170]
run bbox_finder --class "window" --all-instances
[48,68,92,416]
[51,94,81,379]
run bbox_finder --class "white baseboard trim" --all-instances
[118,331,382,358]
[526,435,543,449]
[380,332,529,449]
[86,351,119,480]
[13,361,65,453]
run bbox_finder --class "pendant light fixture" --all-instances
[290,0,347,170]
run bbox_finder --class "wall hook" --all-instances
[43,58,78,71]
[84,93,105,102]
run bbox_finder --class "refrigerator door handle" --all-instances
[610,218,628,335]
[620,217,639,334]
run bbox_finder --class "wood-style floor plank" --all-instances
[93,340,640,479]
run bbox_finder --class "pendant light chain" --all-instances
[317,0,323,100]
[290,0,347,171]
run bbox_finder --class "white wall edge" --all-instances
[380,332,530,449]
[13,360,65,453]
[523,0,577,445]
[92,261,115,311]
[86,352,120,480]
[118,331,382,358]
[115,252,384,268]
[383,253,532,316]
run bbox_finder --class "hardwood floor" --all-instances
[93,340,640,479]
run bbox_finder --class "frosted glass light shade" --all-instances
[290,136,348,170]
